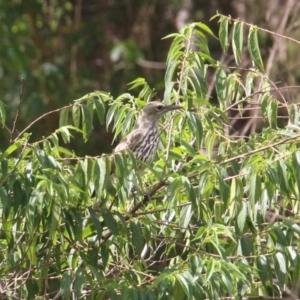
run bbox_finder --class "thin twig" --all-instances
[99,178,167,246]
[13,103,74,142]
[225,85,300,113]
[222,14,300,46]
[10,78,24,144]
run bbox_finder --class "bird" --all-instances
[91,101,181,200]
[114,101,182,164]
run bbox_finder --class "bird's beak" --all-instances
[164,104,182,112]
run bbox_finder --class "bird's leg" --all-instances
[130,185,138,207]
[130,183,151,204]
[143,191,151,202]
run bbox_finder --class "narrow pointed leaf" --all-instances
[101,208,119,236]
[248,26,264,70]
[219,17,229,53]
[95,99,106,125]
[274,252,287,289]
[81,104,93,141]
[215,68,227,108]
[59,107,69,127]
[232,21,244,64]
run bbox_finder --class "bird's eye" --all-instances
[156,105,163,110]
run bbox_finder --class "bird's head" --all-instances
[139,101,182,122]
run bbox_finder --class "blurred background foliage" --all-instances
[1,0,300,156]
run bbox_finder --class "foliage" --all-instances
[0,0,187,154]
[1,13,300,300]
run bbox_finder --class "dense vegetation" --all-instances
[1,1,300,299]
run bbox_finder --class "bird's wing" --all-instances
[114,129,144,153]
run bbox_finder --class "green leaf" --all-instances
[216,166,229,204]
[190,67,207,102]
[0,99,6,125]
[112,105,129,137]
[204,258,216,284]
[285,246,297,267]
[274,252,287,289]
[59,107,69,127]
[128,77,146,90]
[267,99,278,127]
[1,159,8,178]
[114,153,126,180]
[94,158,105,197]
[59,126,73,143]
[121,110,135,136]
[1,140,24,159]
[72,105,81,128]
[88,207,102,240]
[60,272,72,299]
[188,72,205,101]
[292,151,300,195]
[182,177,197,206]
[56,146,75,157]
[130,221,144,255]
[186,112,203,149]
[101,208,119,236]
[13,180,23,213]
[229,178,242,219]
[94,98,106,125]
[261,93,271,118]
[277,160,289,195]
[273,227,288,247]
[245,71,256,95]
[106,102,118,130]
[176,273,190,296]
[81,104,93,141]
[215,68,227,108]
[74,269,85,298]
[180,140,196,156]
[179,204,192,229]
[196,22,217,39]
[248,172,261,207]
[219,17,229,53]
[248,26,264,70]
[49,198,61,244]
[164,61,178,103]
[232,22,244,64]
[285,221,300,238]
[240,236,253,256]
[257,255,269,288]
[0,186,9,215]
[101,245,109,269]
[237,201,247,232]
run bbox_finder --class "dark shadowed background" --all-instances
[1,0,299,155]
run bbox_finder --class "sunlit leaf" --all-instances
[59,107,69,127]
[179,204,192,229]
[219,17,229,53]
[1,140,24,159]
[215,68,227,108]
[257,255,269,288]
[72,105,81,128]
[81,104,93,141]
[0,99,7,125]
[274,252,287,289]
[101,208,119,236]
[94,98,106,125]
[131,221,144,255]
[88,207,102,240]
[60,272,72,299]
[232,22,244,64]
[248,26,264,70]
